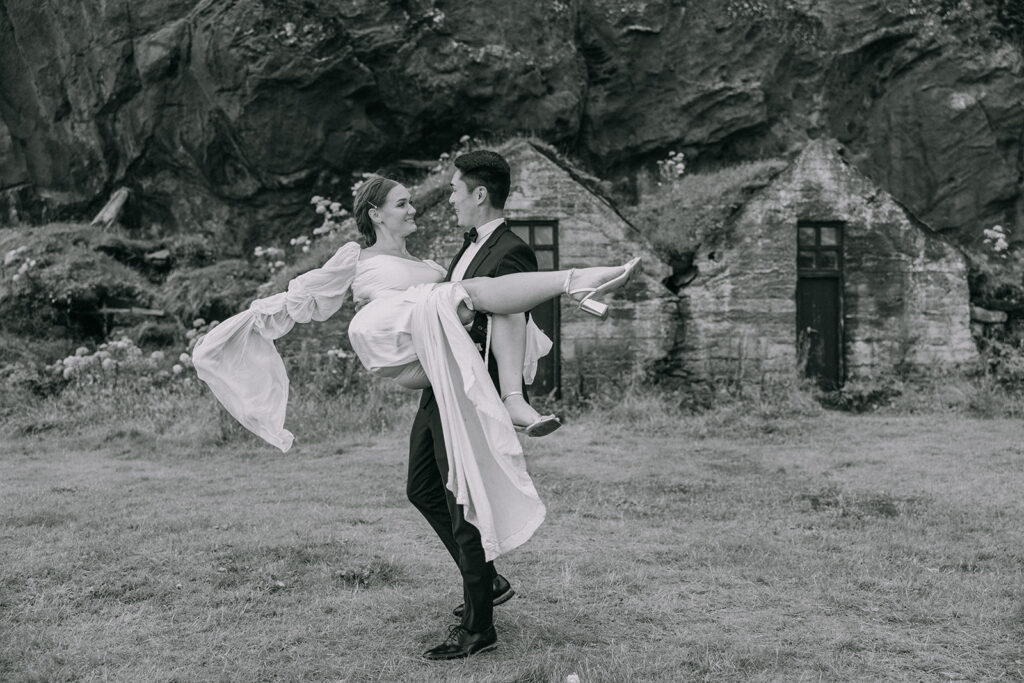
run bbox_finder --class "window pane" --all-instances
[536,250,554,270]
[798,251,815,269]
[798,227,816,247]
[511,227,530,242]
[820,227,839,246]
[817,250,838,270]
[534,226,554,245]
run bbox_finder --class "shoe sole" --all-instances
[471,641,498,656]
[421,640,498,661]
[493,588,515,607]
[451,589,515,617]
[524,418,561,438]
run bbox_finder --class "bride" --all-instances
[193,176,639,560]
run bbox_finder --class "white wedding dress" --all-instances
[193,241,549,560]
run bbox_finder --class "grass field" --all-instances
[2,401,1023,681]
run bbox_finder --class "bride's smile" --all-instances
[369,185,418,239]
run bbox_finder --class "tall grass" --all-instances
[2,357,418,454]
[6,332,1024,457]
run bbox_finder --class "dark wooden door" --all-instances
[796,222,843,389]
[509,220,560,397]
[797,277,840,389]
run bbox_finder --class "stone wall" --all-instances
[677,139,977,383]
[501,141,673,395]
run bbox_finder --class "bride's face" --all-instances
[373,185,417,239]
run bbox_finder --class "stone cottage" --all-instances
[673,138,977,388]
[413,138,674,398]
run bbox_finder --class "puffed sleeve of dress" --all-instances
[192,241,361,452]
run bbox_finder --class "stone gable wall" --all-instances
[677,140,976,383]
[501,142,674,395]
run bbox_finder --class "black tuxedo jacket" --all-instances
[417,222,537,404]
[444,221,538,348]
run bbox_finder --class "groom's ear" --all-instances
[474,185,488,206]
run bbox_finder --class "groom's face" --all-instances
[449,169,481,228]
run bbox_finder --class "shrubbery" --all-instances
[628,158,788,262]
[157,259,267,323]
[1,233,156,338]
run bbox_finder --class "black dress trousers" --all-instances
[406,388,496,633]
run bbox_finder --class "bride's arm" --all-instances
[280,241,361,323]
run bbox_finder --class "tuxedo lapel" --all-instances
[463,222,507,279]
[443,240,471,282]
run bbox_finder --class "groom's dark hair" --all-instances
[454,150,511,209]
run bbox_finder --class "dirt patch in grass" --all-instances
[3,509,75,528]
[797,485,924,519]
[87,574,164,604]
[209,540,406,590]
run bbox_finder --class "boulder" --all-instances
[970,304,1009,323]
[0,0,1021,257]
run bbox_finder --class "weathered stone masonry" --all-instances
[676,139,976,384]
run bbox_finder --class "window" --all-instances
[797,221,843,275]
[508,220,560,397]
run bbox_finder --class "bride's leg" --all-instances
[456,301,475,325]
[451,301,543,426]
[490,314,544,427]
[460,262,636,314]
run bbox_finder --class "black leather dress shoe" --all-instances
[422,624,498,660]
[452,574,515,618]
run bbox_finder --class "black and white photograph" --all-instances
[2,0,1023,680]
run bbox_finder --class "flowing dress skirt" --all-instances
[350,282,547,561]
[195,277,548,561]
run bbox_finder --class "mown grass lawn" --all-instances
[2,409,1023,681]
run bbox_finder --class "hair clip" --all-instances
[367,201,377,209]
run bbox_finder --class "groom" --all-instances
[407,150,537,660]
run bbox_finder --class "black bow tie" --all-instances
[463,227,479,244]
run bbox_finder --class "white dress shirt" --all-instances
[449,217,505,282]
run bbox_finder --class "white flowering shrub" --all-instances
[3,245,27,266]
[430,134,481,174]
[3,246,37,283]
[27,318,216,398]
[46,333,200,389]
[656,151,687,183]
[325,347,351,360]
[983,224,1009,256]
[310,195,358,242]
[253,245,287,275]
[971,223,1023,307]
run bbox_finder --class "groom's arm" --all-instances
[493,243,537,278]
[467,242,537,345]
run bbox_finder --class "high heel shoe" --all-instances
[563,257,642,320]
[502,391,562,437]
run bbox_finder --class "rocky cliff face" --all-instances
[1,0,1022,253]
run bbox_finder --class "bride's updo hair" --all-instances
[353,176,399,247]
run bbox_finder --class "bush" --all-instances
[1,237,156,338]
[168,233,219,268]
[90,231,219,276]
[819,378,904,413]
[967,250,1024,312]
[976,336,1024,388]
[157,260,266,323]
[995,0,1024,46]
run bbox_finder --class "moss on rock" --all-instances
[157,260,267,323]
